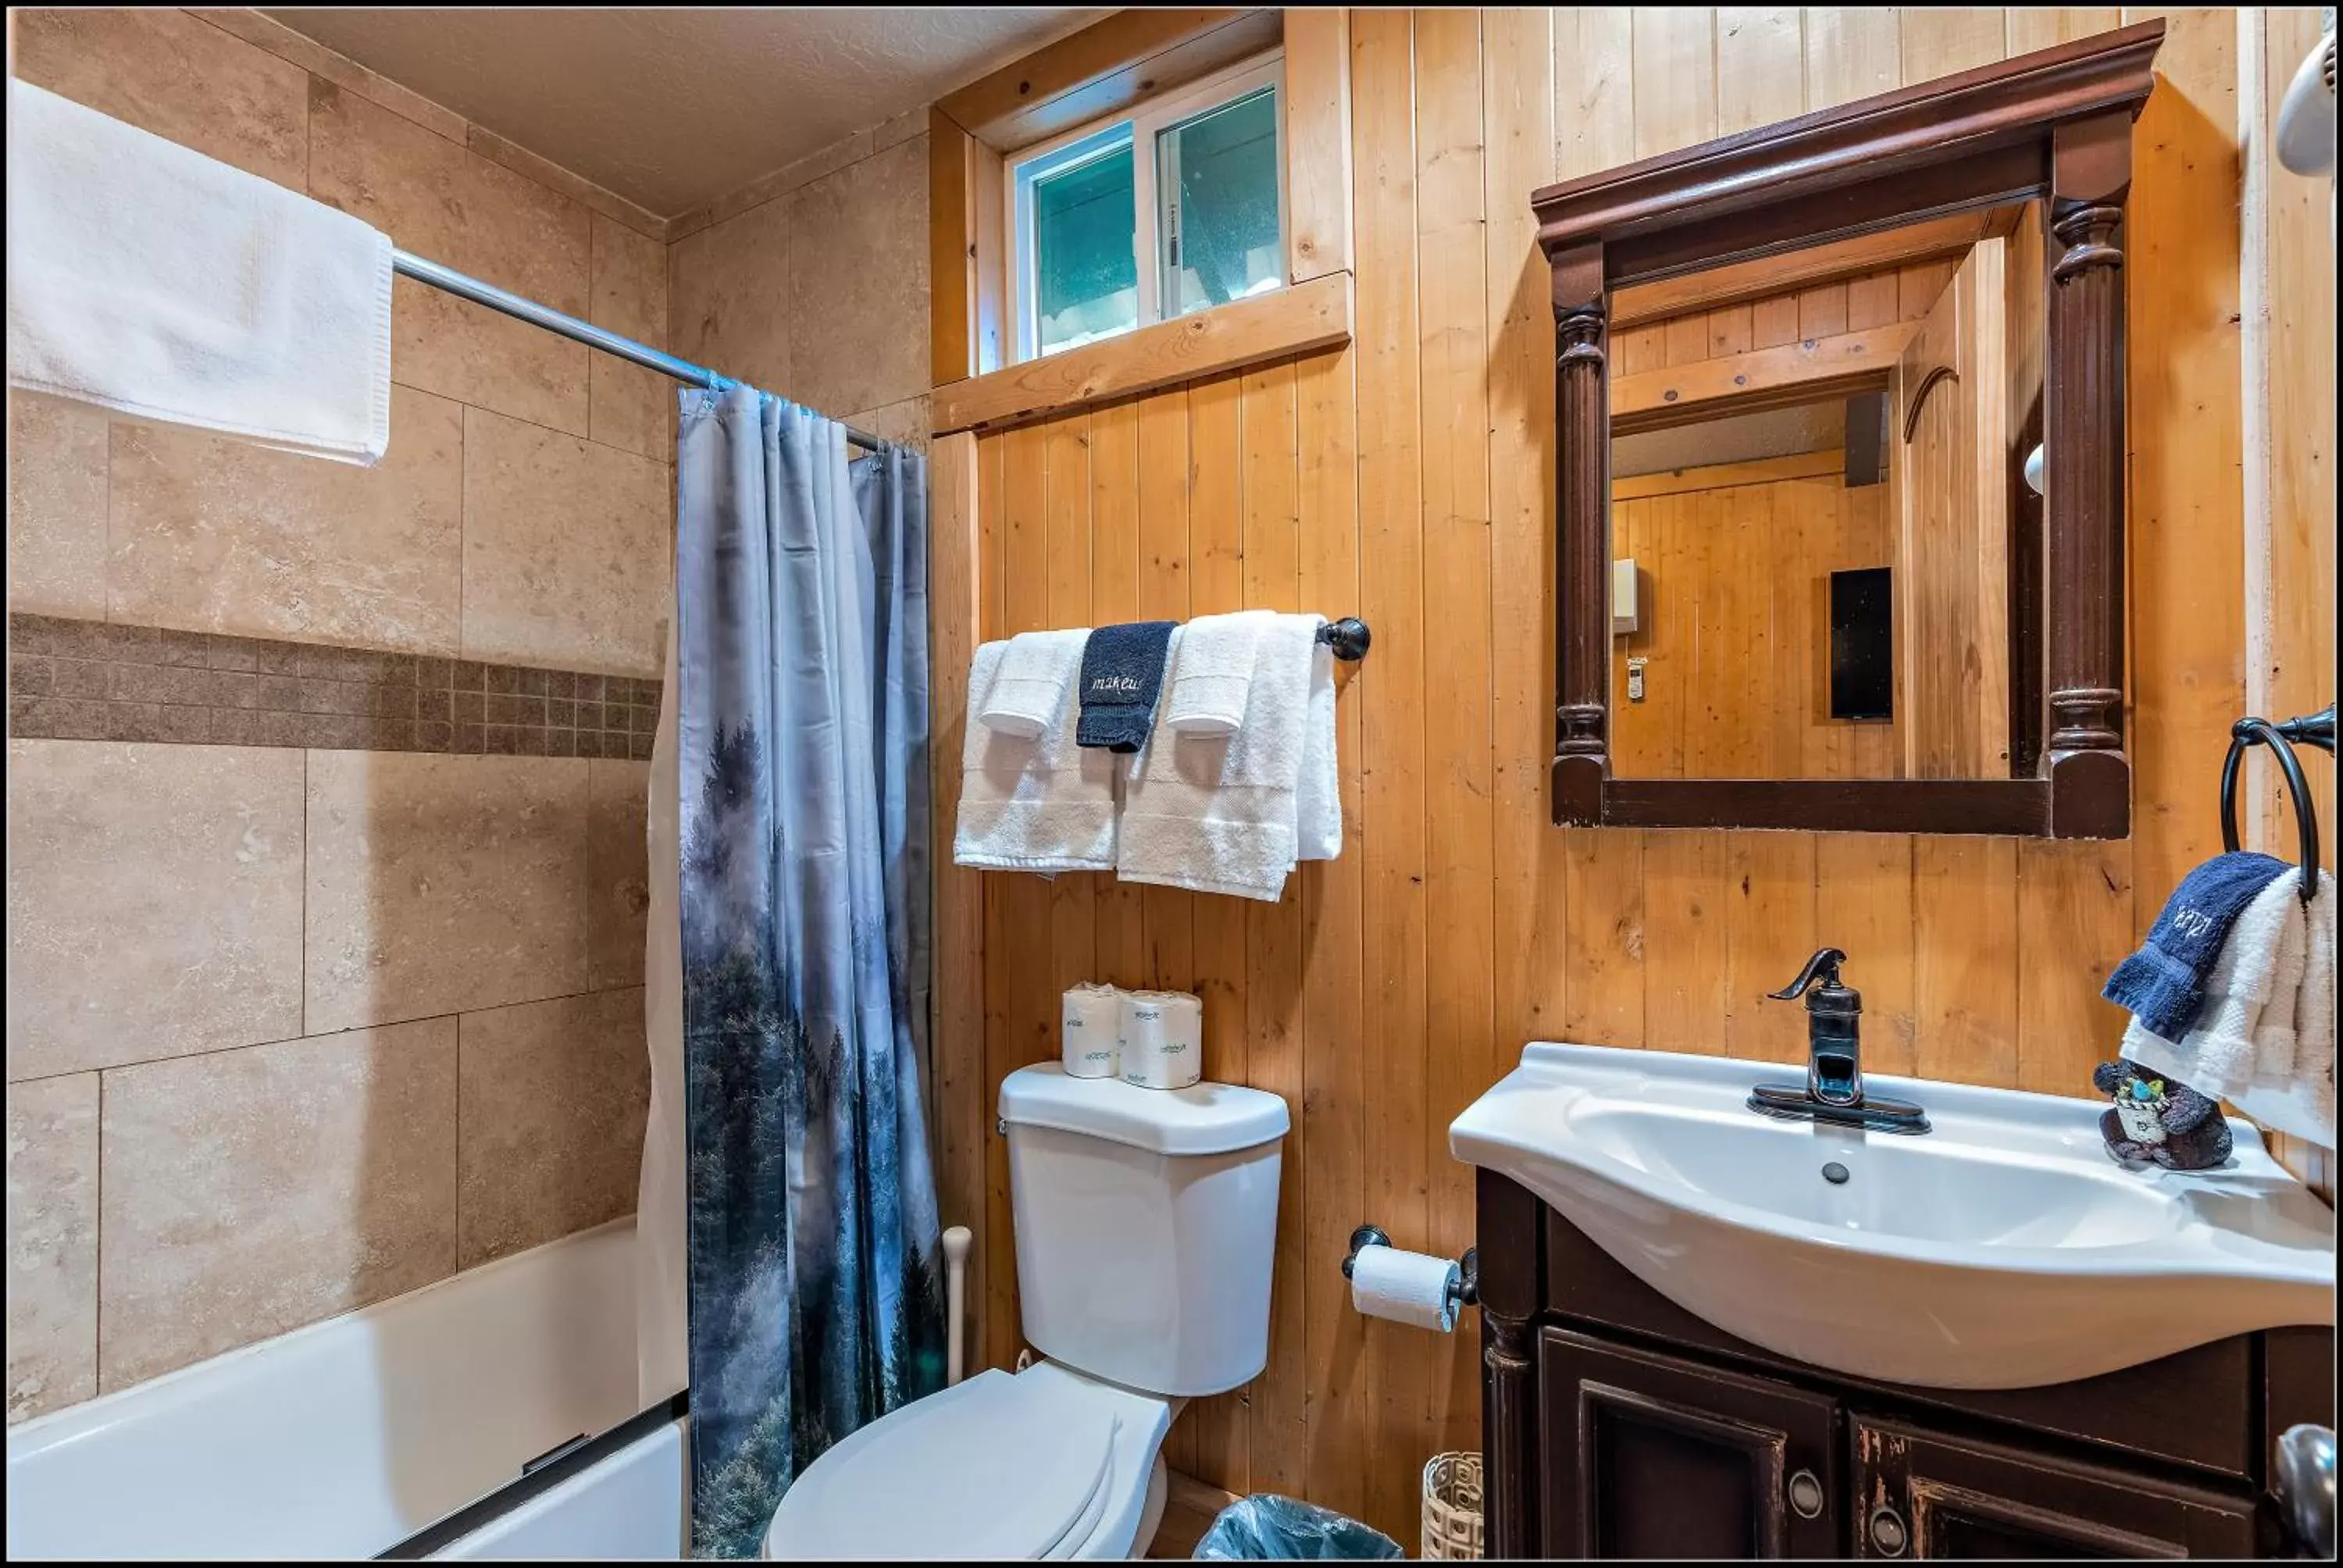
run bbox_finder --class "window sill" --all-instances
[931,269,1352,436]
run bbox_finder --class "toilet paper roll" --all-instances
[1061,983,1123,1078]
[1118,989,1203,1090]
[1349,1245,1460,1333]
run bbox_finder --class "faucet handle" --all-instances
[1768,947,1849,1003]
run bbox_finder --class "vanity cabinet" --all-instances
[1478,1172,2329,1559]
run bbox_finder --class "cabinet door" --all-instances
[1850,1417,2259,1559]
[1541,1328,1842,1559]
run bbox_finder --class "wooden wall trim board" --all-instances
[1610,321,1914,431]
[932,270,1353,435]
[929,8,2311,1535]
[936,9,1282,153]
[1609,206,2019,329]
[929,8,1349,396]
[1283,7,1354,283]
[1611,448,1845,500]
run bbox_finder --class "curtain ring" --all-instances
[2223,718,2321,903]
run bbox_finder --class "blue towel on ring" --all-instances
[2103,850,2292,1038]
[1075,620,1177,752]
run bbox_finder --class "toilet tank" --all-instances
[998,1065,1289,1398]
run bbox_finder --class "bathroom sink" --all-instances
[1450,1042,2336,1390]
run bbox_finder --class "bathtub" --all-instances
[5,1217,686,1559]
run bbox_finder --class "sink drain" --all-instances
[1821,1161,1850,1185]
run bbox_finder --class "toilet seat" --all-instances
[763,1365,1168,1561]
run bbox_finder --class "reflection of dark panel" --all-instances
[2009,393,2046,777]
[1829,567,1894,720]
[1845,390,1888,486]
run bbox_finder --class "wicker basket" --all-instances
[1420,1451,1484,1559]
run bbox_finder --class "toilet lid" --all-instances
[766,1370,1118,1560]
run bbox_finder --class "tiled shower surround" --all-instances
[9,613,662,758]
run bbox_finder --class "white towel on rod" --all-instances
[979,628,1086,738]
[953,633,1118,873]
[6,80,394,465]
[1164,610,1275,735]
[1118,614,1336,901]
[2122,868,2335,1147]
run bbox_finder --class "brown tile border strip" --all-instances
[7,615,658,759]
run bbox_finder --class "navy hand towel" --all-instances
[2104,850,2292,1038]
[1075,620,1178,752]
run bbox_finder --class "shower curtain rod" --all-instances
[391,249,885,451]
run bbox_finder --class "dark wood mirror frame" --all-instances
[1533,20,2164,838]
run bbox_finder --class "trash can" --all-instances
[1193,1495,1404,1559]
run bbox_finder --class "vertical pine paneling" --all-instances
[1089,400,1148,990]
[1803,7,1899,109]
[2124,7,2245,934]
[941,5,2287,1527]
[1181,369,1251,1488]
[1631,7,1721,158]
[1553,9,1635,180]
[1412,5,1496,1466]
[1717,9,1806,133]
[1239,358,1308,1497]
[1488,5,1564,1053]
[1295,341,1369,1519]
[1350,8,1433,1537]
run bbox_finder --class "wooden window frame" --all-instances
[930,9,1353,437]
[1004,48,1287,365]
[1532,20,2165,839]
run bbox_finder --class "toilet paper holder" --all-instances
[1343,1224,1478,1310]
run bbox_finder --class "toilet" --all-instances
[764,1064,1289,1559]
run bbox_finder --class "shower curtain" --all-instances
[651,383,943,1559]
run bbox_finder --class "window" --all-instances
[1008,54,1285,362]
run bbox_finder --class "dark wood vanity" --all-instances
[1475,1171,2334,1559]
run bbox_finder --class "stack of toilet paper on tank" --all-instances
[1061,982,1204,1090]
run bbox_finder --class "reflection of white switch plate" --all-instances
[1627,657,1648,703]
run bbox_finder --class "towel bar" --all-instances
[1318,618,1371,661]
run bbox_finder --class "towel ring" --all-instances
[2220,715,2323,903]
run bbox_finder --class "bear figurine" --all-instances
[2092,1060,2234,1171]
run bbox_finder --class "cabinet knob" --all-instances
[1786,1468,1825,1520]
[1867,1505,1910,1557]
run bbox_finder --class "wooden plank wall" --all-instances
[935,7,2295,1540]
[2245,6,2336,1199]
[1611,458,1899,779]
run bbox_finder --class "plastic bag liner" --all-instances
[1193,1495,1404,1560]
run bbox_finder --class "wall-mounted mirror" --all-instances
[1534,20,2165,837]
[1605,205,2050,787]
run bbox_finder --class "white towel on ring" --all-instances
[979,628,1085,738]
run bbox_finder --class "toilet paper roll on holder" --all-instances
[1343,1224,1478,1310]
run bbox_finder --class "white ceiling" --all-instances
[265,7,1106,216]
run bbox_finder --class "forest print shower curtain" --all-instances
[673,386,943,1558]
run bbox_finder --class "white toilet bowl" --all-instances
[761,1360,1177,1560]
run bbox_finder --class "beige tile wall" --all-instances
[5,9,669,1424]
[7,3,939,1427]
[665,107,933,452]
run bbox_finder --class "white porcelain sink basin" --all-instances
[1450,1042,2336,1390]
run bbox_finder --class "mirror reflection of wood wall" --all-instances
[1606,209,2044,785]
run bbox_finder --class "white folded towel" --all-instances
[953,633,1118,873]
[1164,610,1274,734]
[2123,868,2334,1147]
[7,80,394,465]
[979,629,1085,738]
[1295,640,1341,863]
[1118,614,1335,901]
